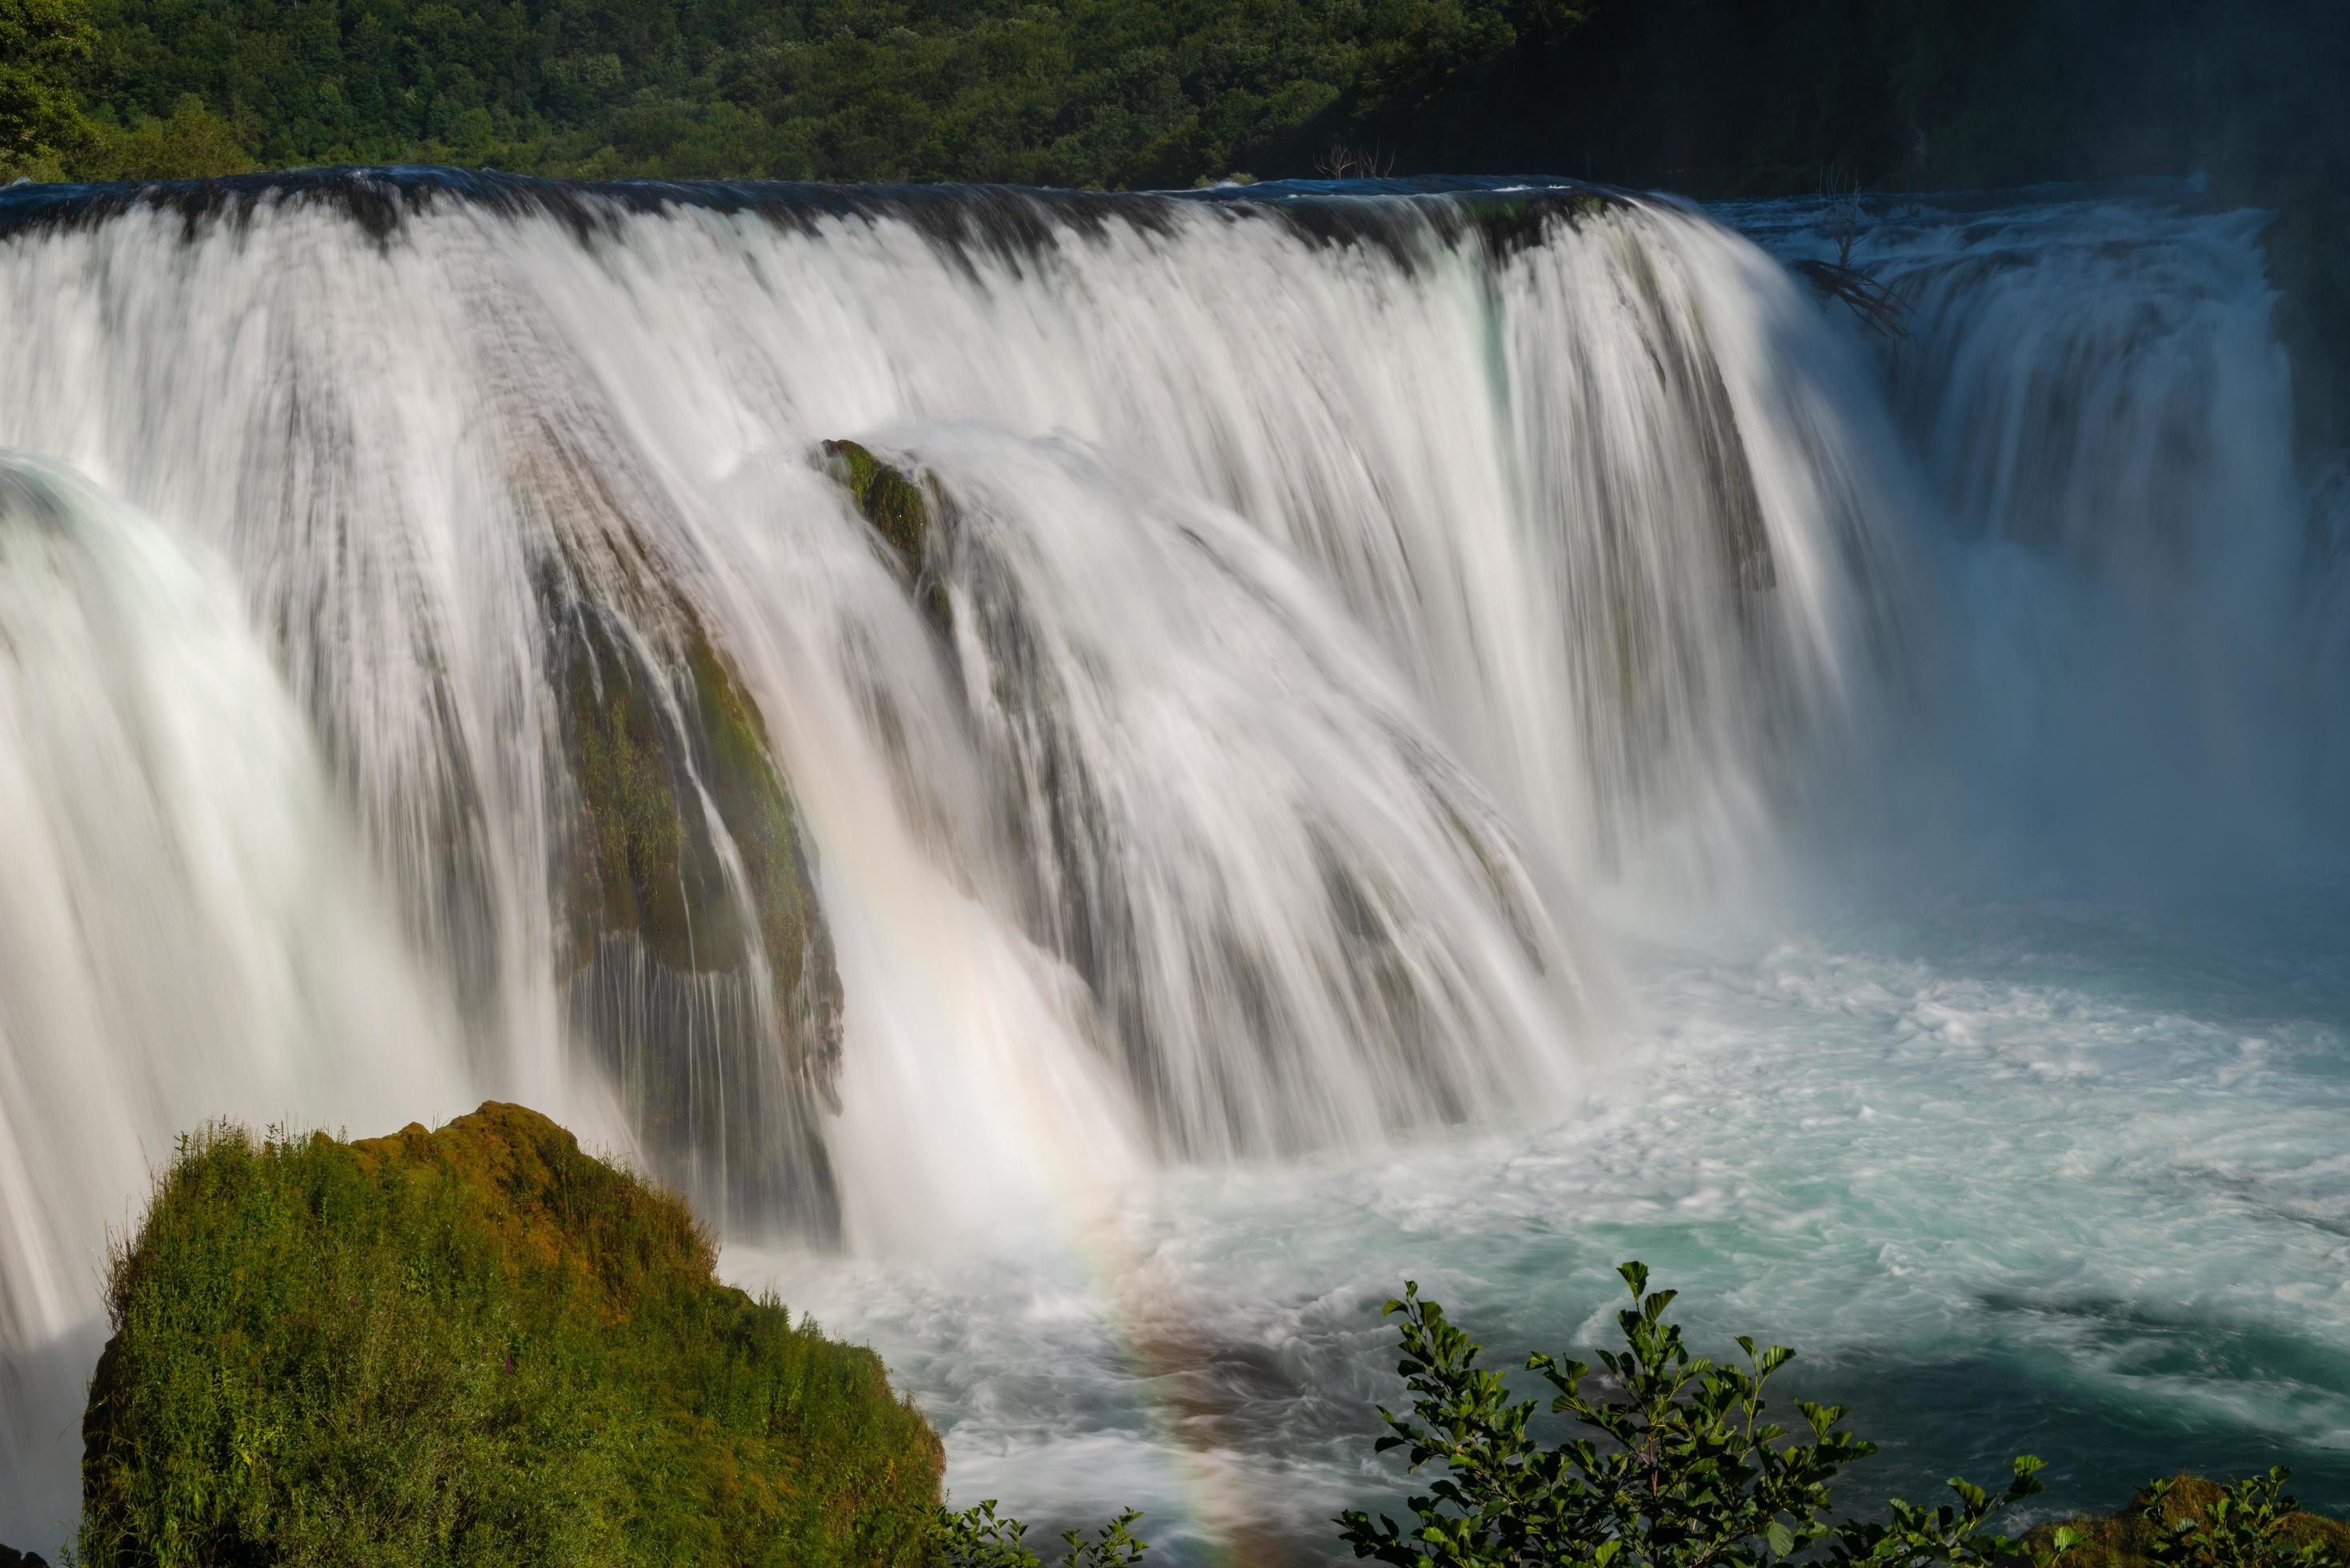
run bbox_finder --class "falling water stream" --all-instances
[0,173,2342,1558]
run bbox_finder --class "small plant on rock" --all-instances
[931,1500,1150,1568]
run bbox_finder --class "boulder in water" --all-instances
[823,439,954,635]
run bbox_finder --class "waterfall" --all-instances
[0,457,470,1530]
[1730,186,2347,883]
[1,170,2336,1548]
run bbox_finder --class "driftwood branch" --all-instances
[1792,257,1912,338]
[1798,164,1909,338]
[1313,141,1395,180]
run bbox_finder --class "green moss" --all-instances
[554,580,840,1101]
[2028,1476,2350,1568]
[683,630,844,1103]
[823,439,931,580]
[565,611,699,970]
[821,441,950,647]
[77,1104,940,1568]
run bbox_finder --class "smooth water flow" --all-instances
[0,458,471,1523]
[0,174,2341,1557]
[1731,190,2345,882]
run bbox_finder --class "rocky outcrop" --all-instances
[77,1104,941,1566]
[509,417,843,1233]
[2028,1474,2350,1568]
[823,438,954,636]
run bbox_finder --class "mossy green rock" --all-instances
[559,604,834,1028]
[823,439,953,636]
[822,438,928,573]
[521,448,847,1226]
[77,1103,941,1568]
[497,418,843,1229]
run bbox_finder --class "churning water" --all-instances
[0,172,2342,1558]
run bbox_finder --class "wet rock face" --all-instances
[550,588,843,1232]
[558,602,835,1033]
[823,439,954,636]
[511,424,844,1235]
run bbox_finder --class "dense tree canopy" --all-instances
[1,0,2336,198]
[1,0,98,178]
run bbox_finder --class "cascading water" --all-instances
[0,457,470,1531]
[1731,188,2349,883]
[0,172,2342,1558]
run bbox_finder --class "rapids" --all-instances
[0,172,2341,1558]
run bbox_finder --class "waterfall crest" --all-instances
[0,174,1892,1235]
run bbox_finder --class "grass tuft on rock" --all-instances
[76,1102,939,1568]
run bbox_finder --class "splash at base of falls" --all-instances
[735,886,2350,1566]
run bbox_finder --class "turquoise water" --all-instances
[745,882,2350,1562]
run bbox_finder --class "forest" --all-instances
[1,0,2340,205]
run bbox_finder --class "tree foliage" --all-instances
[11,0,2340,199]
[46,0,1579,184]
[1333,1262,2072,1568]
[0,0,97,178]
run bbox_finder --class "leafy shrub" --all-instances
[1337,1262,2069,1568]
[931,1500,1151,1568]
[2143,1474,2348,1568]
